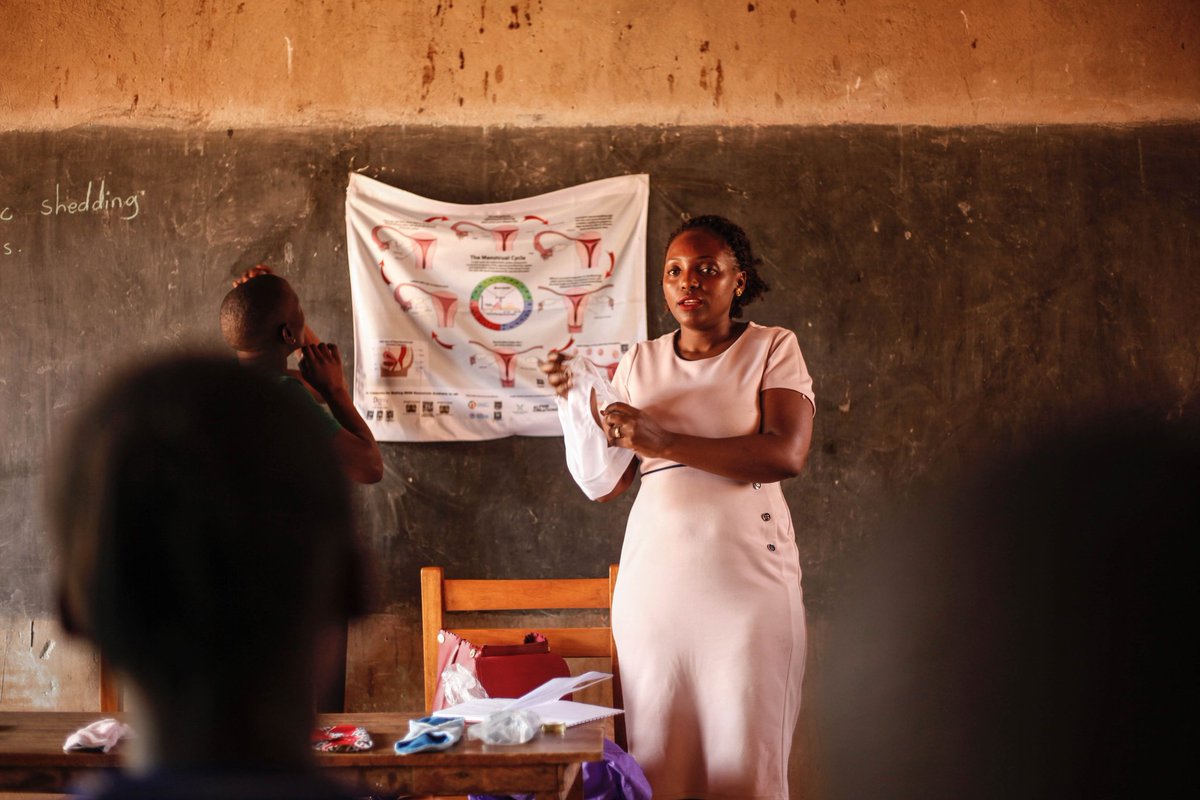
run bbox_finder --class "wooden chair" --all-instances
[99,654,120,712]
[420,565,625,748]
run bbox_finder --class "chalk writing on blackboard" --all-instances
[39,179,142,220]
[1,205,11,255]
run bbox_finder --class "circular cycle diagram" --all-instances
[469,275,533,331]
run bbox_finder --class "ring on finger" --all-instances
[612,425,623,439]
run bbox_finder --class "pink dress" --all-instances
[610,322,814,800]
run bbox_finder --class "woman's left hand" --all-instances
[601,402,673,458]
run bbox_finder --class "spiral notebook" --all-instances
[437,670,623,727]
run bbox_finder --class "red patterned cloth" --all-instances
[311,725,373,753]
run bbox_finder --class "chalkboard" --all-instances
[2,124,1198,617]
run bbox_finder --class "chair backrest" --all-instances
[420,565,624,746]
[99,654,120,712]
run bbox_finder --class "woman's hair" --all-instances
[667,215,770,318]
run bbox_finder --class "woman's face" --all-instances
[662,228,746,330]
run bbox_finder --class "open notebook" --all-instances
[437,670,623,727]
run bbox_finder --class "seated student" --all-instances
[820,407,1199,799]
[49,355,369,800]
[220,268,383,484]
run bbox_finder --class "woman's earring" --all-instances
[735,286,745,297]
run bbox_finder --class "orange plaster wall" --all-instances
[1,0,1197,130]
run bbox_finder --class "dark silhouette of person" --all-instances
[821,407,1199,799]
[50,355,369,799]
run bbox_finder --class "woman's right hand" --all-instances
[538,350,573,398]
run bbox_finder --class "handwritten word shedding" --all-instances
[40,180,141,220]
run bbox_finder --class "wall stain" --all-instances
[667,74,675,93]
[495,64,505,84]
[421,43,438,99]
[713,59,724,106]
[459,49,465,69]
[508,4,520,29]
[479,0,486,33]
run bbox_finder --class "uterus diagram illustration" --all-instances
[381,344,415,378]
[537,283,614,334]
[373,224,438,272]
[581,352,621,381]
[393,283,459,328]
[468,341,544,388]
[450,220,520,251]
[533,230,611,271]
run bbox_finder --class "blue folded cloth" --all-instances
[394,716,465,755]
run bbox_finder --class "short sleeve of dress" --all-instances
[609,343,638,404]
[763,328,816,414]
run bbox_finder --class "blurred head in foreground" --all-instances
[50,354,365,772]
[822,408,1199,799]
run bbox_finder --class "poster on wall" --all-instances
[345,172,649,442]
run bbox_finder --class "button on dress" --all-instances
[610,322,815,800]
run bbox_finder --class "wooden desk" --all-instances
[0,712,604,799]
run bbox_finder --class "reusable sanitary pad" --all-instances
[393,716,465,755]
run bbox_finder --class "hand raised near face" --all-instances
[601,402,673,457]
[298,343,347,399]
[537,350,574,399]
[232,264,273,287]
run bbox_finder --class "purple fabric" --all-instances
[470,737,651,800]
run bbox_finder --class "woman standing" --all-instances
[542,215,815,799]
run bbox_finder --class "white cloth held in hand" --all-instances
[557,357,633,500]
[63,718,133,753]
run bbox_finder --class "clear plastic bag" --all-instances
[441,662,489,706]
[467,708,543,745]
[556,357,633,500]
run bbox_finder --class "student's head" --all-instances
[821,408,1199,799]
[49,354,365,711]
[219,272,305,355]
[665,215,769,319]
